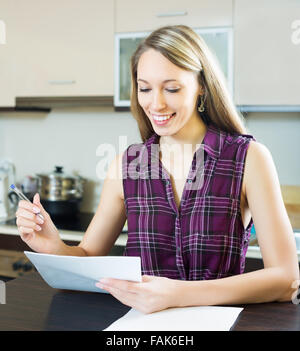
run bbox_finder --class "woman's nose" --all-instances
[151,91,166,110]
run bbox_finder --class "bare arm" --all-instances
[57,153,126,256]
[174,141,299,306]
[93,142,299,313]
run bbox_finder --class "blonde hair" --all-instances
[130,25,247,142]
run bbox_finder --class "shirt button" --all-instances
[165,179,170,185]
[187,179,193,184]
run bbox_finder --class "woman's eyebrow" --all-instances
[137,79,178,83]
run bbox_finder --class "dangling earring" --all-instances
[197,95,205,113]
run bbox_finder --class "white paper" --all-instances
[104,306,243,331]
[24,251,141,293]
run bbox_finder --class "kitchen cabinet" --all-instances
[114,0,234,107]
[115,0,233,33]
[0,0,114,107]
[234,0,300,106]
[0,15,16,107]
[115,27,233,107]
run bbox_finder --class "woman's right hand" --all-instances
[16,193,63,254]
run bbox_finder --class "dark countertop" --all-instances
[0,272,299,331]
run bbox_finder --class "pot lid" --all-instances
[36,166,76,180]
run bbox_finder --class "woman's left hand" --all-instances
[95,275,181,314]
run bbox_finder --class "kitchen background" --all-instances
[0,0,299,213]
[0,0,299,279]
[0,109,299,213]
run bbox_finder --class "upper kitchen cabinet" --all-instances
[115,28,233,107]
[0,47,15,107]
[234,0,300,106]
[0,0,114,105]
[114,0,233,107]
[0,11,15,107]
[115,0,233,33]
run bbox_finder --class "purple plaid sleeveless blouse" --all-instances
[122,125,255,280]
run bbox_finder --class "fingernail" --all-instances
[37,213,44,221]
[100,278,109,284]
[95,283,104,289]
[36,216,44,224]
[32,207,40,214]
[35,225,42,231]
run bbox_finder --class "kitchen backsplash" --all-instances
[0,107,299,213]
[0,106,140,213]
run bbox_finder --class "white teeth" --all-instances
[152,113,175,121]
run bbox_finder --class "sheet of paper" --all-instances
[24,251,141,293]
[104,306,243,331]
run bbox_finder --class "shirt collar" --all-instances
[146,124,225,161]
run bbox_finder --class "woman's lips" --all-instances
[152,113,176,126]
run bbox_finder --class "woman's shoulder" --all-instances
[245,140,273,169]
[243,139,275,196]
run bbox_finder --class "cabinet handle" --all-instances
[156,11,188,18]
[48,80,76,85]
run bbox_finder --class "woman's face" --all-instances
[137,48,202,137]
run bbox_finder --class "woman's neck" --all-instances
[159,116,207,154]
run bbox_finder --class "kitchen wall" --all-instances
[246,112,300,186]
[0,107,140,212]
[1,109,300,213]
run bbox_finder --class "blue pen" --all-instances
[10,184,44,221]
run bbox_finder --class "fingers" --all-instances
[101,285,139,308]
[18,195,47,220]
[16,199,45,241]
[18,200,41,214]
[99,284,152,314]
[18,226,35,242]
[142,275,154,283]
[16,216,42,232]
[99,278,140,294]
[32,193,47,219]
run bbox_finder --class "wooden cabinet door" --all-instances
[234,0,300,105]
[115,0,233,33]
[0,0,114,103]
[0,10,16,107]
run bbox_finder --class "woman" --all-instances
[16,25,299,314]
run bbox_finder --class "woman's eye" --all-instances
[138,88,151,92]
[138,88,180,93]
[167,89,180,93]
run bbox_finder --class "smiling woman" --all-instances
[14,25,299,315]
[130,25,246,142]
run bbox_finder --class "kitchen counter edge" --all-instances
[1,223,300,261]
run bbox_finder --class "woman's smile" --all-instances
[137,49,202,137]
[151,112,176,126]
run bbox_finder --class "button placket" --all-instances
[175,217,186,280]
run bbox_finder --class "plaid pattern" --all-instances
[122,125,255,280]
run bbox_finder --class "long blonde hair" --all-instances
[130,25,246,142]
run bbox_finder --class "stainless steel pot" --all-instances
[36,166,85,201]
[35,166,86,217]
